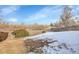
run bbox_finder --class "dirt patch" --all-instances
[0,32,8,42]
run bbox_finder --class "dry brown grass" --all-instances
[0,24,49,54]
[27,29,43,36]
[0,39,29,54]
[0,23,50,36]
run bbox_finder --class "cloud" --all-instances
[26,6,62,21]
[0,5,20,17]
[10,18,18,22]
[28,14,48,20]
[27,7,50,20]
[7,18,18,23]
[75,6,79,12]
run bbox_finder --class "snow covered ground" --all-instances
[25,31,79,54]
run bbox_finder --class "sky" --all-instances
[0,5,79,24]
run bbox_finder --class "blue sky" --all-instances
[0,5,79,24]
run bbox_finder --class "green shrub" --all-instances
[12,29,29,38]
[42,31,46,33]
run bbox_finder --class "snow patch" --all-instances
[25,31,79,54]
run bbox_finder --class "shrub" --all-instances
[42,31,46,33]
[12,29,29,38]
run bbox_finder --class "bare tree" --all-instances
[60,6,73,27]
[50,23,53,27]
